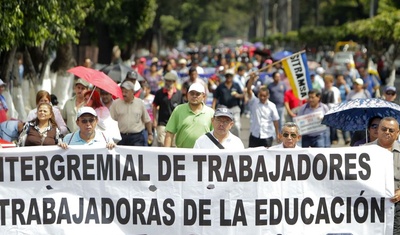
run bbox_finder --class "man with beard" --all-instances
[164,83,214,148]
[152,72,184,146]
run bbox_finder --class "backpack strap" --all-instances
[67,132,76,145]
[206,132,224,149]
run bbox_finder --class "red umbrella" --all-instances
[67,66,123,99]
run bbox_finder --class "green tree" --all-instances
[0,0,90,82]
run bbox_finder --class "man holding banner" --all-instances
[367,117,400,234]
[269,122,301,149]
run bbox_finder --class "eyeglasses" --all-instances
[80,118,95,124]
[282,132,298,138]
[380,127,397,133]
[214,118,231,125]
[386,92,396,96]
[370,124,379,129]
[189,91,202,96]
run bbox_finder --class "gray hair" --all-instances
[281,122,299,133]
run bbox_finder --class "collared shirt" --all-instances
[269,143,301,149]
[63,130,113,146]
[213,82,242,108]
[153,87,183,126]
[61,96,79,133]
[248,95,279,139]
[367,140,400,190]
[165,103,214,148]
[110,98,151,134]
[193,131,244,149]
[162,87,177,99]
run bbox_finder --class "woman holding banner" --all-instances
[18,103,62,146]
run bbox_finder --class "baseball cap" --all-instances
[164,72,177,81]
[188,83,205,93]
[75,78,89,87]
[126,71,145,82]
[0,79,6,86]
[354,78,364,85]
[225,69,235,76]
[121,81,136,90]
[385,86,396,93]
[76,107,97,120]
[126,71,139,80]
[214,108,234,120]
[316,67,325,75]
[178,58,187,64]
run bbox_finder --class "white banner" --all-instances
[0,145,395,235]
[293,111,327,135]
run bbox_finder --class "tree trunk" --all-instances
[1,47,17,84]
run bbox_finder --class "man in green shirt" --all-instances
[164,83,214,148]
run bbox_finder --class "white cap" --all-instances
[316,67,325,75]
[76,107,97,120]
[188,83,205,93]
[354,78,364,85]
[225,69,235,76]
[0,79,6,86]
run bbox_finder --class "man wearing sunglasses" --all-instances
[164,83,214,148]
[366,117,400,233]
[60,107,115,149]
[384,86,397,103]
[269,122,301,149]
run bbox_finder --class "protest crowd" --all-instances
[1,43,400,234]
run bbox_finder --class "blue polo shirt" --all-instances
[63,130,113,146]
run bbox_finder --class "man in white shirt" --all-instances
[269,122,301,149]
[246,73,280,147]
[193,107,244,149]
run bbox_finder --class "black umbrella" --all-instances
[100,63,133,83]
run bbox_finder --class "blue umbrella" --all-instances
[321,98,400,131]
[272,50,293,61]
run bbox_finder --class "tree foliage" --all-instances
[0,0,90,51]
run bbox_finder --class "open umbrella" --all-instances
[100,63,134,83]
[272,50,293,61]
[67,66,123,99]
[321,98,400,132]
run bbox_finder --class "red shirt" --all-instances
[284,90,306,109]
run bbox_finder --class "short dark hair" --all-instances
[189,67,197,74]
[368,116,382,128]
[308,89,321,98]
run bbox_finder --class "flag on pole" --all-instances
[281,51,312,99]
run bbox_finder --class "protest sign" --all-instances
[293,111,327,135]
[0,145,394,234]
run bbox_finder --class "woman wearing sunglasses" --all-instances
[353,116,382,146]
[269,122,301,149]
